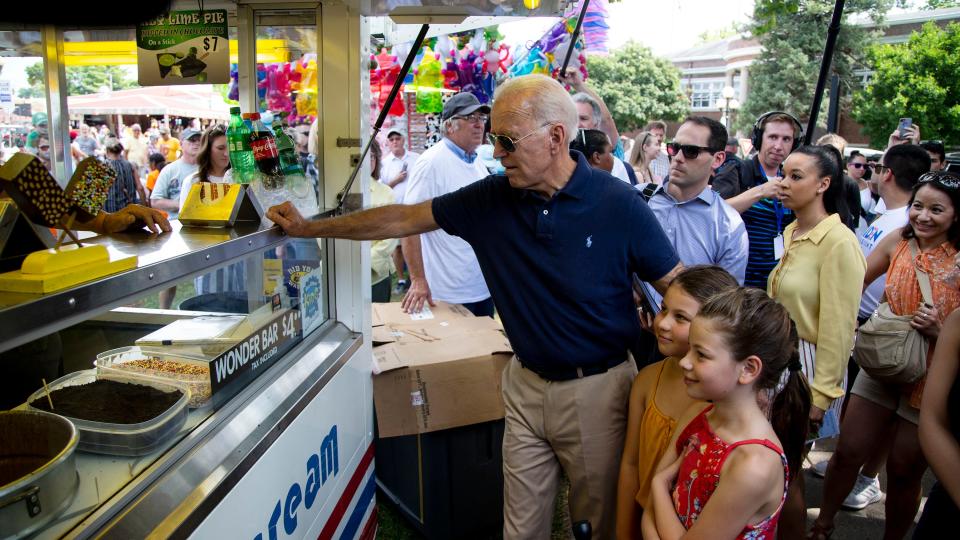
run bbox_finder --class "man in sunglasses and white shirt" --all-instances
[400,92,494,317]
[266,75,682,538]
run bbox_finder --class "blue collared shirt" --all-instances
[442,137,477,164]
[432,151,680,371]
[639,181,750,305]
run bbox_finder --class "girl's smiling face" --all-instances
[678,317,743,401]
[654,285,701,358]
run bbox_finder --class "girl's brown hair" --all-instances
[669,265,739,305]
[196,125,229,183]
[697,287,811,477]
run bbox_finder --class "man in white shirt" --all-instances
[644,120,672,181]
[400,92,494,317]
[379,129,420,293]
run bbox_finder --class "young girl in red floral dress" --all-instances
[642,287,812,540]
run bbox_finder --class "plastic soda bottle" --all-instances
[248,113,284,189]
[272,117,303,177]
[227,107,255,184]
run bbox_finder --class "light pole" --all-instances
[719,86,737,131]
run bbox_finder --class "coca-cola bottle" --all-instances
[248,112,284,189]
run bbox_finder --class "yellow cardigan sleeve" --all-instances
[811,235,867,410]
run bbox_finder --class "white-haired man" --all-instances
[266,75,682,538]
[400,92,494,316]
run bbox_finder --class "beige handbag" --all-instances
[853,240,932,385]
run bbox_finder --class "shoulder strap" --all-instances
[639,182,659,202]
[908,239,934,305]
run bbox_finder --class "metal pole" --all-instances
[827,73,840,133]
[335,24,430,213]
[560,0,591,76]
[805,0,846,144]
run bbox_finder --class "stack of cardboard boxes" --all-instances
[371,301,512,438]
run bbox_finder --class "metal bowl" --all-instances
[0,410,79,539]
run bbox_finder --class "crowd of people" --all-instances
[267,72,959,540]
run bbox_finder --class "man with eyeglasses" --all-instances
[266,74,682,539]
[400,92,494,317]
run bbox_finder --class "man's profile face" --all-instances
[576,102,597,130]
[927,151,943,171]
[759,120,795,170]
[649,127,665,146]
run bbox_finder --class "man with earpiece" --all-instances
[711,111,803,288]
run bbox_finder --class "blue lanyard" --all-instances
[756,159,785,233]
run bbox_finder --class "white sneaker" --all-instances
[811,460,828,478]
[841,474,883,510]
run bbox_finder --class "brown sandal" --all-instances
[806,521,835,540]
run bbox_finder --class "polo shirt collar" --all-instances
[797,213,841,245]
[556,151,593,199]
[442,138,477,164]
[654,180,716,205]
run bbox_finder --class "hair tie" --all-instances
[788,359,802,372]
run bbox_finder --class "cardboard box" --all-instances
[371,301,474,328]
[372,315,503,346]
[373,330,513,438]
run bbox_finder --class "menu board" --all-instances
[136,9,229,86]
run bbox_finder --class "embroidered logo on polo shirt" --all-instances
[586,235,593,248]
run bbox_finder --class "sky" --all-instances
[499,0,756,56]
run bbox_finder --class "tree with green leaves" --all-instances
[586,41,689,132]
[735,0,893,135]
[851,21,960,147]
[19,61,137,98]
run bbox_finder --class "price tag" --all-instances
[136,10,229,86]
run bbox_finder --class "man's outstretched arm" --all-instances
[266,200,439,241]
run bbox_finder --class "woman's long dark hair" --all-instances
[697,287,811,478]
[901,172,960,248]
[792,144,854,229]
[196,125,229,183]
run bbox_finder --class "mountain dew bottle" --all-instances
[227,107,255,184]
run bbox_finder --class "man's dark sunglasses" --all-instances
[666,141,721,160]
[487,123,552,153]
[919,171,960,189]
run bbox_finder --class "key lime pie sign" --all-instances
[136,10,229,86]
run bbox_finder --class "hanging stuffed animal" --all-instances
[413,47,443,114]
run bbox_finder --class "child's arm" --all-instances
[641,505,661,540]
[616,369,653,539]
[651,452,686,539]
[673,446,783,540]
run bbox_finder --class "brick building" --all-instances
[666,6,960,146]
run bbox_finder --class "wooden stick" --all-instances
[42,378,54,410]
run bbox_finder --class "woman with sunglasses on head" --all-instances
[628,131,662,185]
[809,170,960,540]
[764,144,866,540]
[178,125,232,211]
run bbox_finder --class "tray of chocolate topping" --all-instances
[95,346,212,408]
[27,370,189,456]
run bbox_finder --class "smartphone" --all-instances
[898,118,912,138]
[401,162,408,173]
[632,273,660,317]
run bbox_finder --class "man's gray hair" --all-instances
[571,92,602,129]
[440,117,460,138]
[495,75,579,146]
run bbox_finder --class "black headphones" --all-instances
[751,111,804,153]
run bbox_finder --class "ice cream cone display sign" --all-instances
[137,10,229,86]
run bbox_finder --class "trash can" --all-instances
[375,419,505,539]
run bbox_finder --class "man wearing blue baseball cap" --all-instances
[400,92,496,317]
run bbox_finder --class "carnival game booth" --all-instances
[0,1,569,538]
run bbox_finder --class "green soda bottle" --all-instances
[227,107,255,184]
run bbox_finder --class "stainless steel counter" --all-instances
[0,221,289,353]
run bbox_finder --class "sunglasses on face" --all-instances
[665,141,719,160]
[919,171,960,189]
[488,123,552,153]
[871,164,889,174]
[848,162,868,169]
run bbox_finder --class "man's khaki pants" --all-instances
[501,355,636,539]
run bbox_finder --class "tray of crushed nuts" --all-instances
[94,346,212,408]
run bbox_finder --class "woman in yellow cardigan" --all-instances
[766,144,866,540]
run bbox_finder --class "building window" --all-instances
[854,69,874,88]
[687,78,740,110]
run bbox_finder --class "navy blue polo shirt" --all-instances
[431,152,679,371]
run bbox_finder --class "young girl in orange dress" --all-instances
[616,265,738,538]
[642,287,811,540]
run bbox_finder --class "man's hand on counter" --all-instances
[267,202,311,237]
[98,204,172,235]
